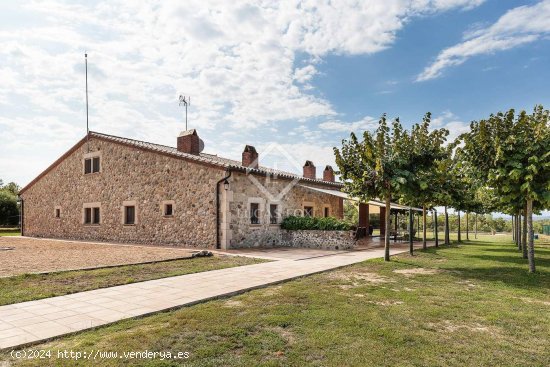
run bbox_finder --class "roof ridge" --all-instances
[88,131,342,187]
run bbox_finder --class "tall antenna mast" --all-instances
[85,52,90,152]
[179,95,190,130]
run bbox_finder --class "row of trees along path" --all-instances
[334,105,549,273]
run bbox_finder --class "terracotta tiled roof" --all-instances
[90,131,343,187]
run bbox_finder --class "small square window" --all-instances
[84,157,100,174]
[250,203,259,224]
[55,208,61,218]
[164,204,173,216]
[124,206,135,225]
[270,204,279,224]
[304,206,314,217]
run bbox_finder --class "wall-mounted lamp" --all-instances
[223,178,230,191]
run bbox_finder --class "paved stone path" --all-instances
[0,244,425,350]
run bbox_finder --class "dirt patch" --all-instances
[261,285,282,297]
[518,297,550,307]
[393,268,440,277]
[269,326,296,345]
[427,321,500,336]
[328,270,394,284]
[457,280,478,289]
[223,300,244,308]
[368,300,404,306]
[0,237,195,277]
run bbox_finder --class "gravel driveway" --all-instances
[0,237,196,277]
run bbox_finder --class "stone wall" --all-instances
[228,227,355,251]
[21,137,225,247]
[224,171,345,248]
[282,230,355,250]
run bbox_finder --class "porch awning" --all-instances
[298,185,423,212]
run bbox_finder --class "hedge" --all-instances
[280,215,353,231]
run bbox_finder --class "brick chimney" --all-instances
[303,160,316,179]
[242,145,259,169]
[323,165,335,182]
[177,129,200,155]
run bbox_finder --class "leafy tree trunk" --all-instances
[422,205,427,250]
[521,203,528,259]
[444,206,450,245]
[474,213,478,239]
[409,209,414,255]
[384,194,391,261]
[457,210,462,242]
[526,199,535,273]
[517,214,521,246]
[466,211,469,241]
[512,215,515,242]
[434,210,439,247]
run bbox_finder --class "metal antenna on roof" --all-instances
[179,95,190,131]
[85,52,90,152]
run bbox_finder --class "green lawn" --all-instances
[3,235,550,366]
[0,256,265,306]
[0,228,20,236]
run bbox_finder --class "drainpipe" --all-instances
[216,169,232,249]
[17,195,24,236]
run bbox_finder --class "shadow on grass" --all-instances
[415,243,550,290]
[443,265,550,290]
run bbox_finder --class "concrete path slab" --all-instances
[0,242,432,350]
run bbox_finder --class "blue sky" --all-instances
[0,1,549,217]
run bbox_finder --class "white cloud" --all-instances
[319,116,379,132]
[294,65,317,84]
[417,0,550,81]
[0,0,484,184]
[430,110,470,142]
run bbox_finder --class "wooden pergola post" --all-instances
[380,207,386,237]
[394,211,398,242]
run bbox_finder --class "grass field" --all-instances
[0,228,20,236]
[0,256,265,306]
[2,234,548,366]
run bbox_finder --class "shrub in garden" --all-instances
[280,215,353,231]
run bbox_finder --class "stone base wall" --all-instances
[232,228,355,251]
[282,230,355,250]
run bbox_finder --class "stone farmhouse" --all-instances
[18,130,347,249]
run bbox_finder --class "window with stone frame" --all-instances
[164,203,173,216]
[84,156,101,174]
[84,207,100,224]
[304,206,314,217]
[124,205,136,225]
[250,203,260,224]
[324,206,330,217]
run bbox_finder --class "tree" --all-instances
[0,179,20,226]
[0,191,18,226]
[401,113,449,250]
[335,115,417,261]
[2,182,20,196]
[462,106,550,272]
